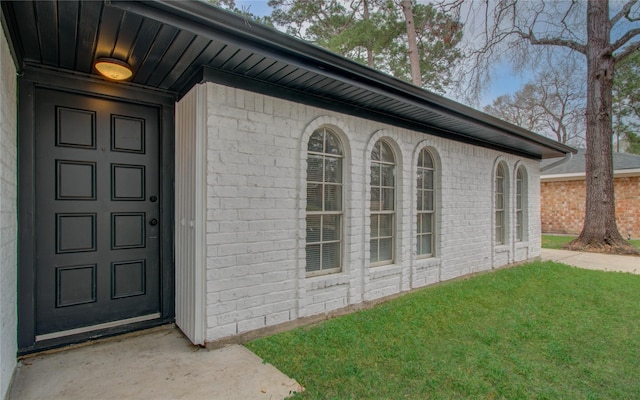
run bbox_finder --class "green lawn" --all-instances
[247,262,640,399]
[542,234,640,250]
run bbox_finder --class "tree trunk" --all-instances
[566,0,636,254]
[400,0,422,87]
[363,0,374,68]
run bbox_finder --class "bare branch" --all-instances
[614,40,640,62]
[514,30,587,54]
[605,28,640,56]
[610,0,639,26]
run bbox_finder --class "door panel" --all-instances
[35,88,161,336]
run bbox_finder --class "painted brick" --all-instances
[0,25,17,400]
[197,82,542,344]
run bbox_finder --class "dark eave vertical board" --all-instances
[112,11,144,62]
[95,6,124,58]
[218,49,254,71]
[34,1,58,66]
[252,61,288,80]
[75,1,103,72]
[158,35,210,90]
[10,1,41,63]
[208,45,240,69]
[145,30,195,87]
[127,18,162,74]
[133,24,178,84]
[231,53,266,75]
[241,58,277,78]
[57,1,78,70]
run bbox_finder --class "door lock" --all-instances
[149,218,158,226]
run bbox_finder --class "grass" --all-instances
[542,234,640,250]
[247,262,640,399]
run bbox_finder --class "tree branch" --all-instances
[514,30,586,54]
[610,0,639,26]
[606,28,640,57]
[614,40,640,62]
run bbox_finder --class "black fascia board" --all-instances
[110,0,575,158]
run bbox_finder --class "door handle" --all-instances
[149,218,158,226]
[150,196,158,203]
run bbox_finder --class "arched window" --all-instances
[306,128,343,275]
[516,166,526,242]
[370,140,395,265]
[417,148,435,257]
[494,162,507,245]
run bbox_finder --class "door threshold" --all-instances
[36,313,161,342]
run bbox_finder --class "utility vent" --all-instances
[174,84,207,345]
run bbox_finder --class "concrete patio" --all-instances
[8,325,302,400]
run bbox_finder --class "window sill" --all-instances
[369,263,402,279]
[415,257,440,271]
[515,241,529,249]
[494,245,510,254]
[305,273,350,290]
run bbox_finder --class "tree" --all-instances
[451,0,640,254]
[484,58,586,146]
[613,50,640,153]
[268,0,463,93]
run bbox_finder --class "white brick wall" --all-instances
[0,23,18,400]
[199,82,541,342]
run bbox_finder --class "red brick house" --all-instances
[541,149,640,239]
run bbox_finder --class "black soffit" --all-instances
[1,0,575,159]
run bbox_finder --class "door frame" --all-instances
[18,67,176,354]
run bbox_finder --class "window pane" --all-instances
[324,184,342,211]
[417,170,424,190]
[307,155,323,182]
[495,211,503,227]
[306,215,321,243]
[424,190,433,211]
[322,215,340,241]
[381,165,395,187]
[420,233,432,255]
[382,188,394,210]
[379,141,394,163]
[370,215,379,237]
[325,157,342,183]
[370,240,378,263]
[378,238,393,262]
[308,131,324,152]
[424,170,433,190]
[516,194,522,209]
[420,213,432,235]
[370,164,381,186]
[371,188,381,211]
[371,143,380,161]
[421,151,433,168]
[325,132,342,155]
[417,190,424,211]
[495,226,503,244]
[306,244,321,272]
[322,242,340,269]
[495,193,503,210]
[379,214,393,237]
[306,184,322,211]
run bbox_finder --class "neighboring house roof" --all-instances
[541,149,640,181]
[1,0,574,160]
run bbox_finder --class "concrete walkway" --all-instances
[540,248,640,274]
[9,325,303,400]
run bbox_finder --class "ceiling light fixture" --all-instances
[94,58,133,81]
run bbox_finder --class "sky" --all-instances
[234,0,535,107]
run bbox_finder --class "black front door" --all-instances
[34,88,161,338]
